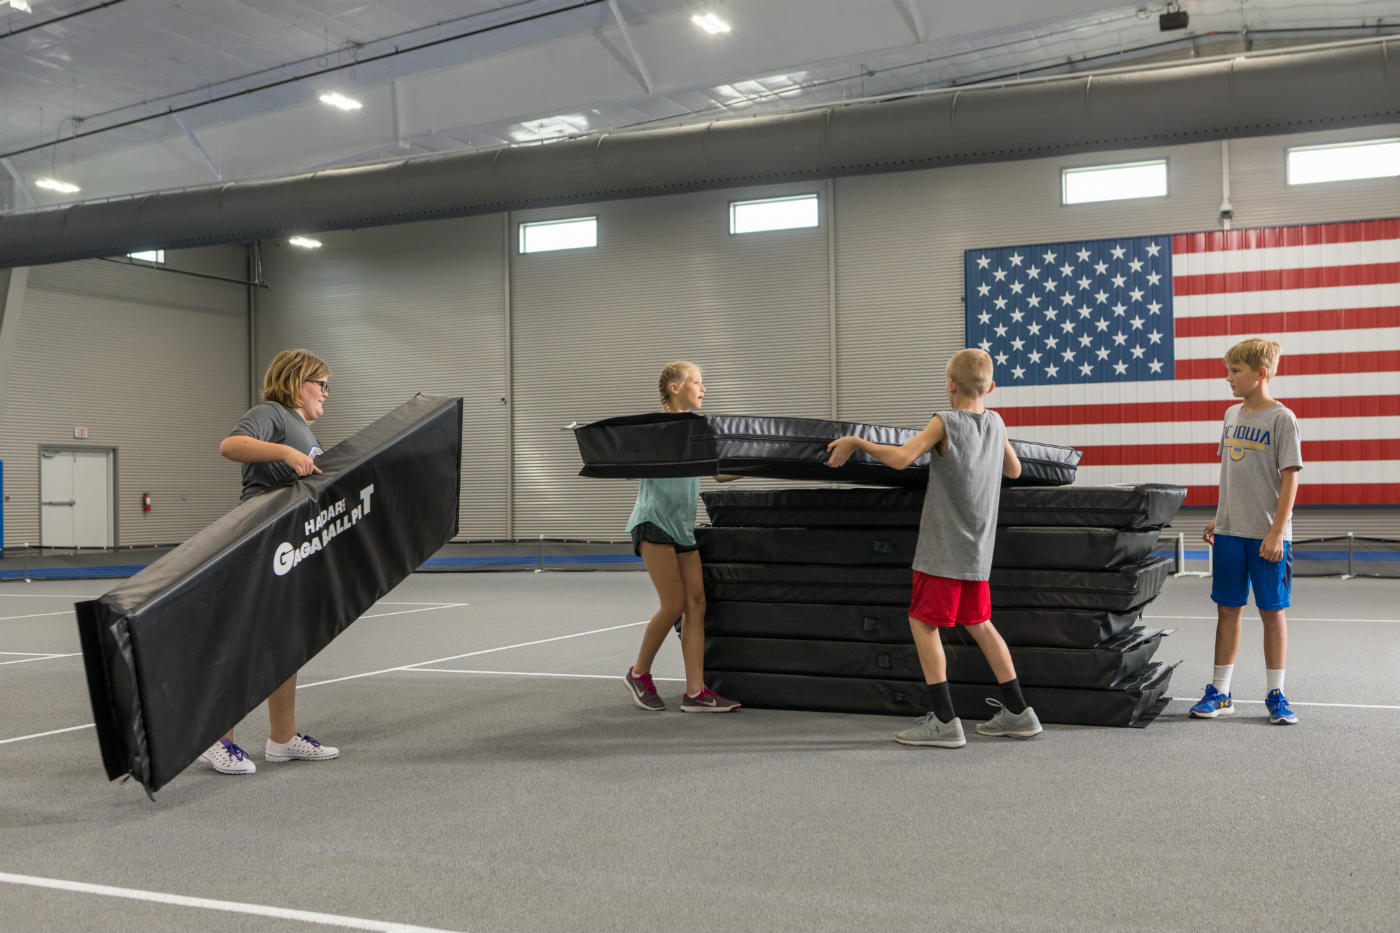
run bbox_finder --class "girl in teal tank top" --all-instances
[623,361,742,713]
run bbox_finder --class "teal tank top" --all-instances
[625,476,701,546]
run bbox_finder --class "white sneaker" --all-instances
[265,733,340,762]
[200,739,257,774]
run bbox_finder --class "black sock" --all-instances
[926,681,956,723]
[998,678,1028,714]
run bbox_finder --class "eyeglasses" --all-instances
[306,379,329,393]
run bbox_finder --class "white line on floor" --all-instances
[0,650,64,657]
[409,668,683,682]
[0,593,102,599]
[0,724,94,745]
[1169,697,1400,711]
[403,668,1400,711]
[296,620,648,690]
[0,652,80,666]
[360,604,467,621]
[1147,614,1396,623]
[0,611,79,622]
[374,601,472,606]
[0,872,465,933]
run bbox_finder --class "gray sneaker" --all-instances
[680,687,740,712]
[975,699,1043,738]
[625,667,665,711]
[895,712,966,748]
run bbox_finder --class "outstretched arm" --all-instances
[826,416,945,471]
[1002,439,1022,479]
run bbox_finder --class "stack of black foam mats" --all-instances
[697,483,1186,727]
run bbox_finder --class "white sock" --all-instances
[1267,669,1285,693]
[1212,664,1235,695]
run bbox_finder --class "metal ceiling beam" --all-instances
[172,115,222,182]
[2,38,1397,268]
[607,0,654,93]
[1,158,37,209]
[894,0,926,43]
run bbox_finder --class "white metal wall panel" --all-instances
[1226,124,1400,231]
[509,183,832,539]
[253,215,509,539]
[0,249,248,546]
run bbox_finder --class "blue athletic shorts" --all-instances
[1211,533,1292,610]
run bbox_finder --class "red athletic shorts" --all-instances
[909,570,990,628]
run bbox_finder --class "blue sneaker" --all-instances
[1189,684,1234,718]
[1266,689,1298,724]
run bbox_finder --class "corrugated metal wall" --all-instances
[253,215,510,539]
[509,183,832,538]
[2,124,1395,545]
[0,248,248,546]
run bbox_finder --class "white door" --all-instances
[40,448,114,548]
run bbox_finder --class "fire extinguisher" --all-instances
[142,492,152,512]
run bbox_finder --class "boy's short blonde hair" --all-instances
[263,349,330,408]
[946,348,994,397]
[1224,337,1282,379]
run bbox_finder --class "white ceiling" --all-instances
[2,0,1397,210]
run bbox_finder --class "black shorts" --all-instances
[630,522,699,557]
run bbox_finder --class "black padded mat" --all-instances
[704,599,1147,648]
[700,483,1186,530]
[75,395,463,794]
[703,628,1168,688]
[979,605,1148,648]
[707,661,1178,727]
[575,411,1080,488]
[702,557,1174,611]
[696,525,1161,570]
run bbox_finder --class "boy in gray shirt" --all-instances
[1190,337,1303,725]
[827,348,1042,748]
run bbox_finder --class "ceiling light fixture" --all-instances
[6,0,32,12]
[318,92,363,111]
[35,177,80,193]
[289,236,323,249]
[691,13,730,34]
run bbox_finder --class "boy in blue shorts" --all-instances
[1191,337,1303,725]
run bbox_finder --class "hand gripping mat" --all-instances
[702,557,1173,612]
[574,411,1080,488]
[74,394,463,795]
[700,483,1185,530]
[706,661,1179,727]
[705,599,1147,648]
[703,627,1168,689]
[695,525,1161,570]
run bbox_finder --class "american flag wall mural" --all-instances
[964,219,1400,507]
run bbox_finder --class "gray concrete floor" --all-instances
[1,571,1398,932]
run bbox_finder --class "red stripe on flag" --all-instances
[1174,306,1400,338]
[1172,220,1400,253]
[1175,350,1400,380]
[1173,262,1400,296]
[1077,438,1400,467]
[999,395,1400,427]
[1181,484,1400,507]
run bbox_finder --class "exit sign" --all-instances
[73,427,88,439]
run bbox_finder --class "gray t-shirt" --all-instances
[227,401,322,501]
[911,409,1006,581]
[1215,401,1303,541]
